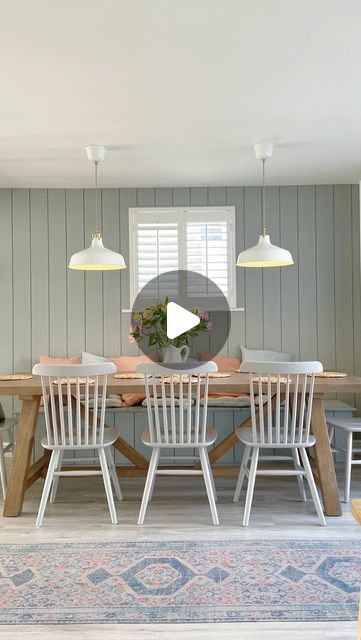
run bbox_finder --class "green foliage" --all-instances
[129,297,212,351]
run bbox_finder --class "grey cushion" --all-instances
[240,345,294,363]
[81,351,109,364]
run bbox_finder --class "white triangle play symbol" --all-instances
[166,302,200,340]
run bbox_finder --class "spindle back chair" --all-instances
[136,361,219,525]
[32,363,121,526]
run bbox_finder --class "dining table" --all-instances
[1,371,360,518]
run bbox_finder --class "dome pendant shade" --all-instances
[236,234,294,267]
[68,145,127,271]
[236,142,294,268]
[69,233,126,271]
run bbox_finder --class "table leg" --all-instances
[112,436,148,469]
[194,396,278,470]
[69,394,149,470]
[3,396,40,517]
[311,396,342,516]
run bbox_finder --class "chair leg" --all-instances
[105,446,122,501]
[148,466,157,502]
[200,447,217,501]
[328,425,335,444]
[99,448,118,525]
[292,448,307,502]
[233,445,251,502]
[0,432,7,500]
[242,448,259,527]
[36,450,59,528]
[344,431,353,503]
[299,447,326,526]
[50,450,64,503]
[199,447,219,525]
[138,448,160,525]
[6,428,14,454]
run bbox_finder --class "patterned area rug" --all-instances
[0,539,360,624]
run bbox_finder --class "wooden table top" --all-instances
[1,371,361,397]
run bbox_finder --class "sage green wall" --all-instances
[0,185,360,419]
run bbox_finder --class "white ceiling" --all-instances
[1,0,361,187]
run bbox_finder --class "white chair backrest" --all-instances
[32,363,116,447]
[240,360,323,445]
[136,361,218,445]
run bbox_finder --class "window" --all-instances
[129,207,236,308]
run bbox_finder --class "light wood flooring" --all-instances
[0,465,360,640]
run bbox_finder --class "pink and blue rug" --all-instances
[0,539,360,624]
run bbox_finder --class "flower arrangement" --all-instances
[129,297,212,350]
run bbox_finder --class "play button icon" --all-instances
[166,302,200,340]
[130,269,231,370]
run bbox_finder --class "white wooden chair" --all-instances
[136,361,219,525]
[0,409,18,500]
[327,418,361,503]
[233,360,326,526]
[32,362,122,527]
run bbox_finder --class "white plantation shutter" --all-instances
[134,223,179,300]
[129,207,236,307]
[186,222,229,297]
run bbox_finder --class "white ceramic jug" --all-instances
[161,344,189,363]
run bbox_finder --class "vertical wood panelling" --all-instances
[262,187,281,350]
[280,186,299,357]
[334,185,354,403]
[208,187,228,356]
[189,187,211,356]
[84,189,103,354]
[244,187,263,347]
[172,187,190,207]
[352,185,361,412]
[48,189,67,356]
[227,187,245,357]
[316,185,336,369]
[0,184,359,438]
[30,190,49,362]
[12,189,31,370]
[298,186,317,359]
[66,189,85,356]
[155,188,173,207]
[102,188,121,357]
[119,188,137,354]
[208,186,226,206]
[137,188,155,207]
[190,187,207,206]
[0,190,13,415]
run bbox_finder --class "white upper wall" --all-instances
[1,0,361,187]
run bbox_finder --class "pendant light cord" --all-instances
[94,160,101,234]
[262,159,267,236]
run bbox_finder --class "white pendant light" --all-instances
[69,145,127,271]
[236,143,294,268]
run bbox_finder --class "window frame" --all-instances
[128,206,236,308]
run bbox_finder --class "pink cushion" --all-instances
[39,355,81,364]
[121,393,146,407]
[110,354,159,372]
[199,352,240,371]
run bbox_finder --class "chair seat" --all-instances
[41,427,119,450]
[236,426,316,448]
[327,417,361,432]
[0,418,18,432]
[141,426,217,448]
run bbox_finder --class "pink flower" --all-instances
[200,311,209,321]
[128,334,137,344]
[206,321,213,331]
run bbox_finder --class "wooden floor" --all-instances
[0,465,360,639]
